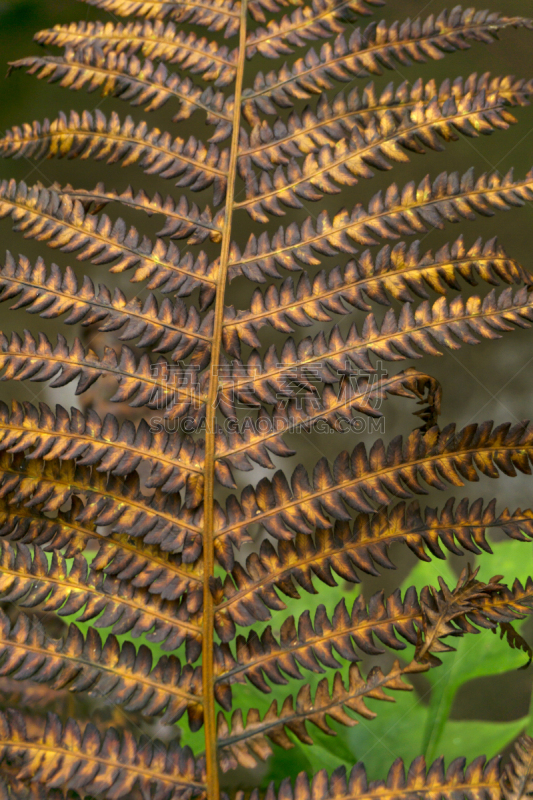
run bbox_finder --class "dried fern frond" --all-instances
[34,20,239,86]
[214,422,533,567]
[0,453,204,606]
[243,11,533,113]
[214,500,533,635]
[0,180,218,302]
[8,48,234,140]
[245,0,384,58]
[237,91,520,220]
[2,0,533,797]
[217,659,427,769]
[0,252,213,364]
[61,183,224,244]
[243,73,533,148]
[215,370,441,478]
[0,540,201,653]
[230,754,503,800]
[502,735,533,800]
[76,0,243,35]
[0,710,206,798]
[0,111,229,204]
[219,289,533,419]
[223,236,531,354]
[0,608,204,727]
[213,572,532,704]
[0,399,205,500]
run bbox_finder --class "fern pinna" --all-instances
[0,0,533,797]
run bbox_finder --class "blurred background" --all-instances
[1,0,533,792]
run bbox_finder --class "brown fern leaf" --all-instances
[0,111,228,204]
[494,622,533,669]
[214,422,533,568]
[215,370,441,478]
[0,180,218,304]
[229,168,533,280]
[0,330,206,423]
[0,609,204,727]
[0,253,213,364]
[0,709,206,798]
[0,525,205,647]
[213,577,532,701]
[213,591,425,701]
[0,464,205,571]
[221,288,533,415]
[243,11,533,113]
[243,81,531,171]
[3,0,533,795]
[8,48,233,141]
[246,0,387,59]
[0,253,212,365]
[415,565,505,666]
[0,539,202,654]
[0,399,206,501]
[238,91,520,221]
[34,20,239,86]
[501,735,533,800]
[223,237,531,354]
[231,754,503,800]
[77,0,242,36]
[243,73,533,148]
[214,500,533,636]
[0,454,205,596]
[61,183,224,244]
[217,659,426,770]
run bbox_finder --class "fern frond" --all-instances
[0,607,204,727]
[243,82,529,171]
[0,399,205,499]
[214,422,533,566]
[230,169,533,280]
[0,180,218,304]
[0,710,206,797]
[0,455,205,608]
[222,288,533,415]
[0,330,205,423]
[215,370,441,476]
[0,252,212,363]
[502,735,533,800]
[414,565,507,665]
[231,754,502,800]
[243,11,533,113]
[213,575,532,697]
[214,499,533,635]
[0,253,213,364]
[34,20,239,86]
[8,48,233,140]
[61,183,224,244]
[214,591,425,692]
[217,659,425,770]
[246,0,387,59]
[243,73,533,150]
[0,539,201,654]
[238,91,519,221]
[0,111,229,205]
[77,0,242,37]
[223,237,531,354]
